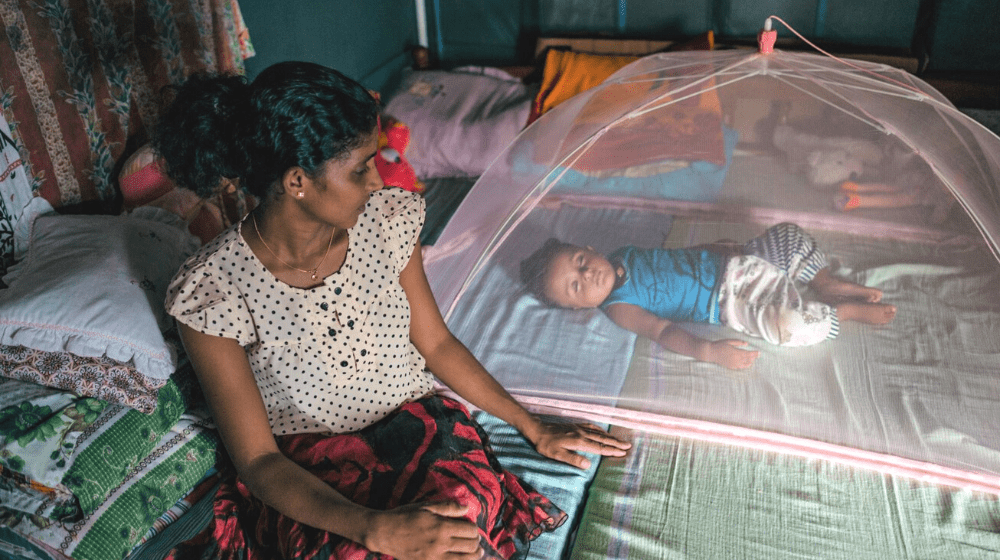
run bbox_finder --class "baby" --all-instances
[520,223,896,370]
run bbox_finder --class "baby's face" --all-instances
[544,246,618,309]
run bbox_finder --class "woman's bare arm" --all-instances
[178,323,482,559]
[603,303,758,370]
[400,242,630,468]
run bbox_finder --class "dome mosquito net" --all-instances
[423,44,1000,492]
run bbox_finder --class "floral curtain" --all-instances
[0,0,254,217]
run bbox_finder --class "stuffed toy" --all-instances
[771,124,954,223]
[375,115,424,193]
[118,144,250,244]
[772,123,883,187]
[832,175,954,224]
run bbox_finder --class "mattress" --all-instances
[439,142,1000,557]
[570,426,1000,560]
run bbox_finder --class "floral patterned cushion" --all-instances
[0,345,166,414]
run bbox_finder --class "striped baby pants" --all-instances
[718,223,839,347]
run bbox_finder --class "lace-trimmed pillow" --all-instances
[0,208,200,391]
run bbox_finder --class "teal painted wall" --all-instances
[239,0,418,93]
[427,0,923,66]
[924,0,1000,72]
[423,0,996,73]
[235,0,997,82]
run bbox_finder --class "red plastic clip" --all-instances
[758,18,777,54]
[758,30,777,54]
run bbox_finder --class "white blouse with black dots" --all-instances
[165,188,435,435]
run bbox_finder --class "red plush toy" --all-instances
[118,144,254,244]
[374,115,423,193]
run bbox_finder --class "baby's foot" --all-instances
[836,302,897,325]
[820,281,883,303]
[810,270,882,303]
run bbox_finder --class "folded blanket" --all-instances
[0,368,220,560]
[0,415,217,560]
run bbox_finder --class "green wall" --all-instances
[239,0,418,93]
[426,0,924,66]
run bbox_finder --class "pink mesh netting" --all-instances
[425,48,1000,492]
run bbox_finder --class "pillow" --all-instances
[382,68,534,179]
[0,207,200,381]
[118,143,255,245]
[0,345,166,414]
[530,49,642,124]
[528,31,716,125]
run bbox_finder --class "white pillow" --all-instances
[0,207,200,380]
[383,68,533,179]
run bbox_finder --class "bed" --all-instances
[2,17,1000,560]
[408,42,1000,560]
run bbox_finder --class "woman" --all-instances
[157,62,630,560]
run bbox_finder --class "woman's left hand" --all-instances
[528,421,631,469]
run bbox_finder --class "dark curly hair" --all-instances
[152,73,248,198]
[152,61,380,200]
[519,238,577,305]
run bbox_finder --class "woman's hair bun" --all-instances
[152,73,251,198]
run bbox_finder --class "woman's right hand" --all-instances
[365,501,483,560]
[708,339,759,370]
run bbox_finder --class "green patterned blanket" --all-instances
[0,376,218,560]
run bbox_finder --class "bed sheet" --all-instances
[445,204,681,405]
[608,217,1000,480]
[472,411,602,560]
[420,176,478,246]
[570,426,1000,560]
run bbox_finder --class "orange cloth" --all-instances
[529,31,715,124]
[531,50,641,122]
[528,34,725,171]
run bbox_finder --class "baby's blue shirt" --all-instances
[601,246,723,324]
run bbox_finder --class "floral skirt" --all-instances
[166,395,566,559]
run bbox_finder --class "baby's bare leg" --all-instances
[836,301,897,325]
[809,268,882,303]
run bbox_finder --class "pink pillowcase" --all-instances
[383,68,533,179]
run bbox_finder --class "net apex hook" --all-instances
[758,17,777,54]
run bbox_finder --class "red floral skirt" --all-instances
[166,395,566,559]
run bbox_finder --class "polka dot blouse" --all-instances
[165,188,435,435]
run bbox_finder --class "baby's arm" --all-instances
[604,303,759,370]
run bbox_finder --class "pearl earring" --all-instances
[297,192,304,198]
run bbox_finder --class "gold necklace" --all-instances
[251,213,335,281]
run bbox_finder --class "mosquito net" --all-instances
[423,47,1000,491]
